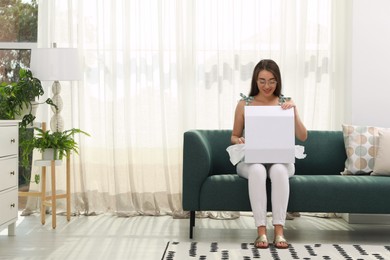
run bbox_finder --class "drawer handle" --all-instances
[10,171,15,175]
[10,203,16,208]
[10,138,16,143]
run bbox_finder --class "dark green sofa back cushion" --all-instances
[295,130,346,175]
[193,130,237,175]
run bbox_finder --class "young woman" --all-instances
[231,59,307,249]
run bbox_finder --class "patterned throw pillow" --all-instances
[341,124,381,175]
[371,129,390,176]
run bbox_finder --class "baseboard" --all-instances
[342,213,390,224]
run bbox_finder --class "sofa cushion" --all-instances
[372,129,390,176]
[341,124,381,175]
[198,174,390,214]
[289,175,390,213]
[295,131,346,175]
[199,175,252,211]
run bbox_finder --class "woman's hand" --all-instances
[280,99,296,110]
[237,137,245,144]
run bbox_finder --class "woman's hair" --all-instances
[249,59,282,97]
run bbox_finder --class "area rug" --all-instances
[162,241,390,260]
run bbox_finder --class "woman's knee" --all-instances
[269,164,292,180]
[246,164,267,181]
[237,163,266,179]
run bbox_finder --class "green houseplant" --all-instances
[1,68,58,186]
[20,127,90,169]
[0,68,56,127]
[0,68,58,186]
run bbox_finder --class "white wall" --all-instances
[350,0,390,127]
[344,0,390,224]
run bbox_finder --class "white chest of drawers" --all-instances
[0,120,19,236]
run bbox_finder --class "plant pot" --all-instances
[42,148,58,160]
[14,101,39,125]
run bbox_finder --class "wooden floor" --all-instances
[1,208,390,259]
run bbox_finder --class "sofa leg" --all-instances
[189,211,195,239]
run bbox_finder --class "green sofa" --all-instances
[182,129,390,238]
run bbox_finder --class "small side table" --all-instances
[19,156,71,229]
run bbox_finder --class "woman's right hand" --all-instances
[237,137,245,144]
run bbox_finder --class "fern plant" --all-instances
[20,127,90,168]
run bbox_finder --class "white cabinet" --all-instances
[0,121,19,236]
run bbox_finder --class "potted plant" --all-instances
[20,127,90,168]
[0,68,56,127]
[1,68,58,186]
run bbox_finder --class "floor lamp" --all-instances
[30,44,81,132]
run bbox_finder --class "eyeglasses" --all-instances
[257,79,277,87]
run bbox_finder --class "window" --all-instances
[0,0,38,82]
[0,0,38,188]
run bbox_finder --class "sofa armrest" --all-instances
[182,130,212,210]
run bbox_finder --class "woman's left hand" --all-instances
[280,99,296,110]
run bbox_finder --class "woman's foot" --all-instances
[254,234,269,249]
[273,235,289,249]
[255,226,268,248]
[273,224,289,249]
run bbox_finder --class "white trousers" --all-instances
[237,162,295,227]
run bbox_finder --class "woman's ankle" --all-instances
[257,225,267,236]
[273,224,284,236]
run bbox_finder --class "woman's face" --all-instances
[257,70,277,97]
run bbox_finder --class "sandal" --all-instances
[254,234,269,249]
[273,235,289,249]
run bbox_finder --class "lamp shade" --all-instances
[30,48,82,81]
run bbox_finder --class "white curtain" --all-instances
[25,0,350,216]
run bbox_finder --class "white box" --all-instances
[244,106,295,163]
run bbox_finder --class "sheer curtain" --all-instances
[25,0,350,216]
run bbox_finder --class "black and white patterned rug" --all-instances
[162,241,390,260]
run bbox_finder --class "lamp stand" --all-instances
[50,80,64,132]
[30,45,81,132]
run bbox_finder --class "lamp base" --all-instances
[51,81,64,132]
